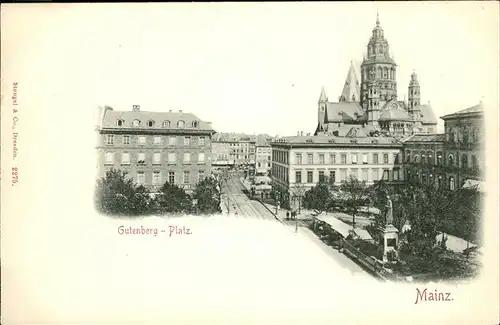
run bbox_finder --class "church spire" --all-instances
[339,61,360,102]
[319,86,328,102]
[376,10,380,26]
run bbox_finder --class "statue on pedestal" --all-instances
[385,195,393,225]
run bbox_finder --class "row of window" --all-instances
[105,135,206,146]
[406,151,478,169]
[229,143,254,147]
[447,127,481,144]
[134,170,206,186]
[294,152,397,165]
[272,150,289,164]
[105,152,206,165]
[117,119,199,129]
[293,168,397,184]
[257,162,271,168]
[230,148,255,153]
[407,171,457,191]
[362,66,396,80]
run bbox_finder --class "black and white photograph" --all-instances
[2,3,499,325]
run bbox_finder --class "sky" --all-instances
[3,2,499,136]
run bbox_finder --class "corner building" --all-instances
[271,135,403,209]
[403,102,484,190]
[96,105,216,192]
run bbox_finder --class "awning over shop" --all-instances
[462,179,485,192]
[315,214,373,241]
[315,215,351,238]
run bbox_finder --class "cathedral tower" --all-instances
[366,68,380,127]
[408,71,422,131]
[360,13,398,110]
[317,87,328,131]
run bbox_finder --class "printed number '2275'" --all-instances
[12,167,18,185]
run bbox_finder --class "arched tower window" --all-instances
[177,120,185,128]
[162,120,171,128]
[147,120,154,127]
[448,153,455,167]
[449,177,455,191]
[117,119,124,127]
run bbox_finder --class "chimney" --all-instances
[132,105,140,112]
[300,131,303,136]
[297,131,300,136]
[179,110,183,113]
[169,109,172,112]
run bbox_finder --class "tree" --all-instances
[156,181,193,214]
[95,168,146,216]
[339,175,368,228]
[291,182,308,214]
[193,177,222,215]
[303,182,331,213]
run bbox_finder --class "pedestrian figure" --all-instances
[286,211,290,220]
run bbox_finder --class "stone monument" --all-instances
[383,195,399,262]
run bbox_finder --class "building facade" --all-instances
[271,134,403,209]
[315,14,438,138]
[255,136,272,175]
[211,133,256,168]
[403,102,484,190]
[96,105,216,192]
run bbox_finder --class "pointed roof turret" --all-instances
[339,61,360,103]
[319,87,328,102]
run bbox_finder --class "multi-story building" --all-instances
[270,131,403,209]
[96,105,216,192]
[211,133,256,168]
[211,133,232,168]
[314,13,438,138]
[403,101,484,190]
[255,136,272,175]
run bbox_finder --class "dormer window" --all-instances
[117,119,124,127]
[162,120,171,128]
[147,120,154,127]
[192,121,199,128]
[132,119,140,127]
[177,120,185,128]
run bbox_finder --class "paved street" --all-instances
[217,172,370,277]
[220,173,276,221]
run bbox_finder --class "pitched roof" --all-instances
[403,134,446,143]
[213,132,256,142]
[319,124,378,137]
[100,107,215,132]
[339,61,360,102]
[417,104,437,124]
[274,134,401,146]
[325,102,364,123]
[379,100,412,121]
[441,102,484,120]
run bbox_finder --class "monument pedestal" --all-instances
[382,224,399,263]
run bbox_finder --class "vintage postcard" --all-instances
[1,2,499,324]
